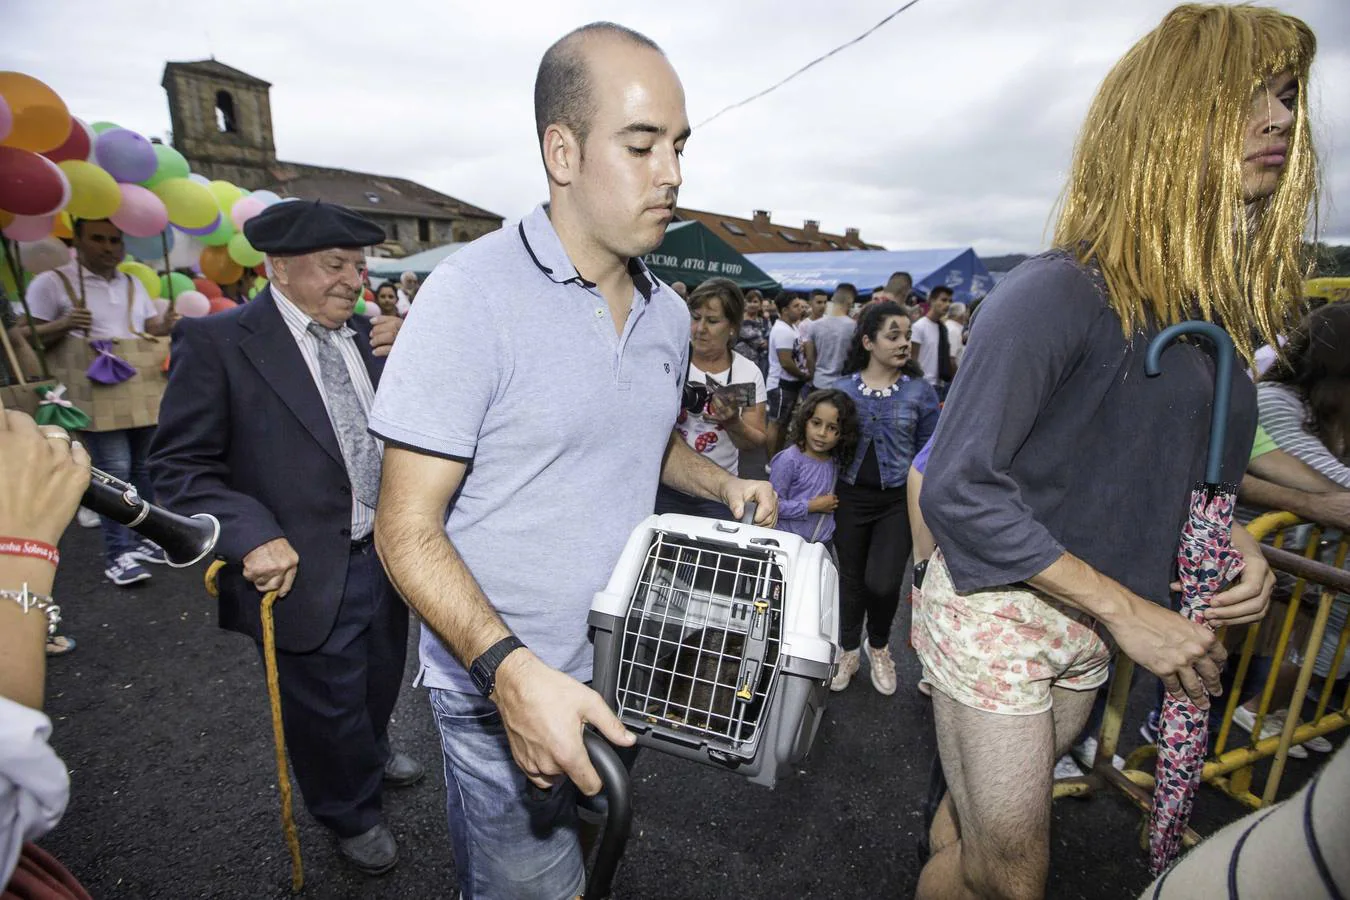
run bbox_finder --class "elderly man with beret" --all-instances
[150,200,421,875]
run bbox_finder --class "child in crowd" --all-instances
[770,389,858,547]
[831,301,939,696]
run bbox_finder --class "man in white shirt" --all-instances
[25,219,178,586]
[910,285,955,396]
[766,291,811,456]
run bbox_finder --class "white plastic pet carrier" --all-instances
[589,510,839,787]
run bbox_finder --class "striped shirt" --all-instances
[272,288,380,539]
[1257,381,1350,489]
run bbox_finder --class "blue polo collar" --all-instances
[518,203,655,300]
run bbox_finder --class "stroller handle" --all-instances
[582,730,633,900]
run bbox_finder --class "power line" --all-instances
[695,0,927,129]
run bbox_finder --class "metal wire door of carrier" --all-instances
[615,530,786,758]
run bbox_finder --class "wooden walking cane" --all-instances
[205,560,304,892]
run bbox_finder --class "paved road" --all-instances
[37,519,1329,899]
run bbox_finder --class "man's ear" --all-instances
[542,123,581,187]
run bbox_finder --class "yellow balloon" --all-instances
[51,211,73,239]
[117,259,161,299]
[207,180,242,214]
[0,72,72,153]
[58,159,120,219]
[152,178,217,229]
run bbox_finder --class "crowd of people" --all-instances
[3,4,1349,900]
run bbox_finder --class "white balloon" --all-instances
[18,238,70,274]
[167,234,206,271]
[187,173,210,186]
[250,189,281,206]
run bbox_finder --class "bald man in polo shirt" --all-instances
[371,22,777,900]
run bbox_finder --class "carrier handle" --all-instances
[739,500,758,525]
[582,730,633,900]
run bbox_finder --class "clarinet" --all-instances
[82,468,221,567]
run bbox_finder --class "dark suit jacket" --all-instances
[149,288,389,653]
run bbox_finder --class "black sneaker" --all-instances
[105,552,152,586]
[128,540,169,566]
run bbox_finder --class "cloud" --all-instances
[3,0,1347,252]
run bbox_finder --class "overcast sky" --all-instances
[5,0,1348,254]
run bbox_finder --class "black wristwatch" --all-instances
[470,635,527,698]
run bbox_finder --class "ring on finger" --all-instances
[41,429,72,443]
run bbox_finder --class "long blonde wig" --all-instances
[1053,4,1318,359]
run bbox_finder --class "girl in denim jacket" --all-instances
[829,301,939,695]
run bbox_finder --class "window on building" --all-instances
[214,91,238,134]
[365,191,381,204]
[778,229,808,245]
[387,221,399,240]
[417,218,430,242]
[721,221,746,236]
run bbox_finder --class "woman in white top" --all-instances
[656,278,768,519]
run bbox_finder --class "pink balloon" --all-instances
[0,96,11,144]
[2,214,54,242]
[109,183,169,237]
[174,290,211,318]
[229,195,266,231]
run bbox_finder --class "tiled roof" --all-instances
[674,207,882,254]
[162,59,272,88]
[261,163,502,222]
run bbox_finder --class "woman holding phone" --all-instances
[656,278,769,519]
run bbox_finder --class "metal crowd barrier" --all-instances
[1054,512,1350,848]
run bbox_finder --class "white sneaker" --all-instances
[1054,754,1084,780]
[1232,706,1307,759]
[77,506,100,528]
[1305,734,1333,753]
[830,649,860,692]
[864,642,898,695]
[1070,736,1125,771]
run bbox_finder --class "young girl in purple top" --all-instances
[831,301,939,696]
[770,389,859,546]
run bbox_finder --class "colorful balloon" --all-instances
[89,121,121,134]
[58,159,120,218]
[227,232,264,267]
[200,245,243,284]
[206,180,243,214]
[123,225,174,263]
[208,296,238,315]
[174,213,220,237]
[0,146,69,215]
[166,232,202,270]
[41,117,94,164]
[95,128,158,183]
[152,177,217,229]
[3,214,55,242]
[17,236,68,272]
[249,189,282,207]
[229,195,265,230]
[191,277,222,298]
[49,210,73,239]
[0,209,12,228]
[159,271,194,300]
[198,215,236,247]
[141,143,189,188]
[0,72,71,153]
[108,183,169,237]
[174,290,211,318]
[117,260,161,299]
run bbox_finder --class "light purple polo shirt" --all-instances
[369,204,690,692]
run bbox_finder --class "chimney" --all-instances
[803,219,820,238]
[845,227,861,243]
[752,209,772,230]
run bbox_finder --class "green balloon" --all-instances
[90,121,121,134]
[227,232,264,267]
[142,144,191,188]
[160,272,194,299]
[354,298,367,316]
[199,216,237,247]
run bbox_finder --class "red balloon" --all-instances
[0,146,68,215]
[41,117,94,164]
[192,277,223,298]
[208,296,238,315]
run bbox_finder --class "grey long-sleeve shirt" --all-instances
[921,252,1256,605]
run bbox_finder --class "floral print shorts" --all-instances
[912,550,1111,715]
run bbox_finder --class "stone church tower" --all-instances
[161,60,277,189]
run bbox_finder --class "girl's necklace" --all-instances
[856,371,908,398]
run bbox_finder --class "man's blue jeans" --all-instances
[81,426,157,563]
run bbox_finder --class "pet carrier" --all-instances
[589,505,839,788]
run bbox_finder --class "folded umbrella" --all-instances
[1143,321,1246,876]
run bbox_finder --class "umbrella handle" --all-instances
[1144,321,1236,486]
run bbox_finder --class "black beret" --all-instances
[243,199,385,255]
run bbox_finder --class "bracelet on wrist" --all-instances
[0,584,62,636]
[0,537,60,568]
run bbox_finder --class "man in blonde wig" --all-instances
[914,5,1315,897]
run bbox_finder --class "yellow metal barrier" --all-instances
[1056,512,1350,844]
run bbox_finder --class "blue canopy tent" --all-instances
[746,248,994,304]
[368,243,468,280]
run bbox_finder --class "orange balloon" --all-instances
[192,276,223,298]
[0,72,72,153]
[199,245,243,284]
[0,209,13,229]
[50,211,73,239]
